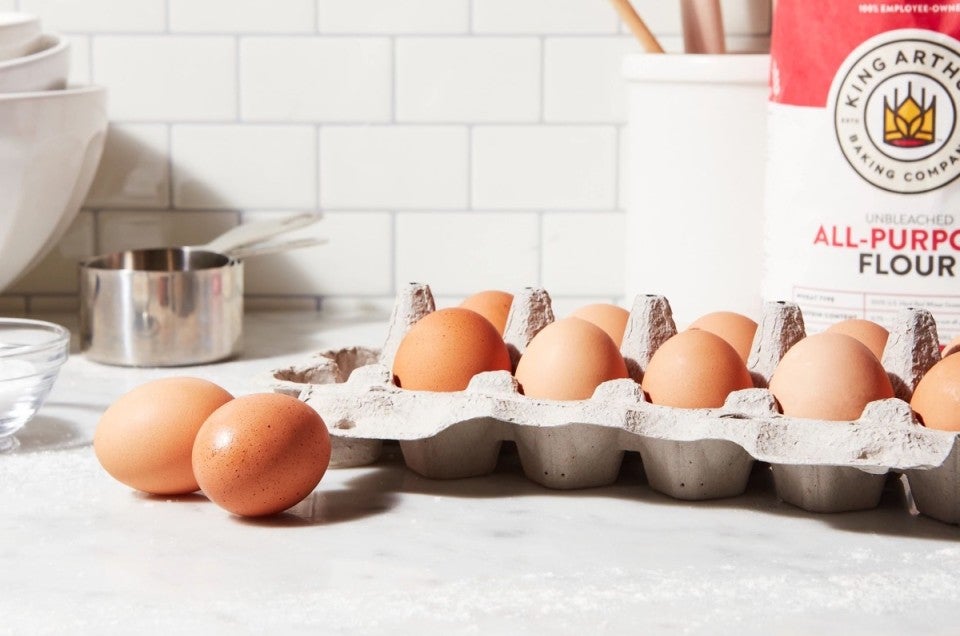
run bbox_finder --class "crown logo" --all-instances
[884,82,935,147]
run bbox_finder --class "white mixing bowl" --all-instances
[0,85,108,293]
[0,13,42,62]
[0,32,69,93]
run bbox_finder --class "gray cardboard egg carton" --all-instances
[269,283,960,525]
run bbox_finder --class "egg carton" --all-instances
[269,283,960,525]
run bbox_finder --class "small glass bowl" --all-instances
[0,318,70,451]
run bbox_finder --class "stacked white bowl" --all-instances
[0,13,108,293]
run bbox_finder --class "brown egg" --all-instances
[910,354,960,431]
[769,333,894,421]
[94,377,234,495]
[570,303,630,347]
[687,311,758,363]
[825,318,889,360]
[515,317,628,400]
[460,290,514,336]
[393,307,512,392]
[944,335,960,357]
[192,393,331,517]
[641,330,753,408]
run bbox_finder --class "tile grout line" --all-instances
[389,210,398,299]
[167,123,176,210]
[85,205,620,214]
[85,34,94,84]
[76,31,698,39]
[536,210,545,288]
[539,35,546,124]
[234,34,241,123]
[613,124,622,212]
[92,208,102,255]
[390,36,397,123]
[466,124,473,211]
[110,120,628,128]
[314,124,322,211]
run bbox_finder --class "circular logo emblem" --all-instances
[833,34,960,194]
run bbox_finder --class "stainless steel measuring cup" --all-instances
[79,213,323,367]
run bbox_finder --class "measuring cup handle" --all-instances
[226,237,328,260]
[202,212,323,254]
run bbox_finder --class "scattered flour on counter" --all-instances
[50,563,948,635]
[0,448,104,506]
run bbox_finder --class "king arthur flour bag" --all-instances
[765,0,960,344]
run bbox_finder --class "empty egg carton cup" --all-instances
[269,283,960,525]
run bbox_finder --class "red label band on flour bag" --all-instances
[765,0,960,344]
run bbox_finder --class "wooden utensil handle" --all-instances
[608,0,664,53]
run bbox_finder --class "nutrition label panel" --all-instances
[793,286,960,340]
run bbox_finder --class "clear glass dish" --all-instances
[0,318,70,451]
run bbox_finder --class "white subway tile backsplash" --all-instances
[7,211,95,294]
[625,0,770,37]
[541,212,625,296]
[717,0,772,35]
[97,210,238,254]
[317,0,469,34]
[86,125,170,209]
[65,34,90,84]
[240,37,391,123]
[172,125,317,209]
[395,212,539,294]
[20,0,166,32]
[243,211,392,296]
[92,37,236,122]
[9,0,758,306]
[472,126,617,209]
[618,125,629,210]
[170,0,315,33]
[320,126,468,209]
[396,37,540,123]
[472,0,618,34]
[544,37,639,123]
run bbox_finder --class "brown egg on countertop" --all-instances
[392,307,512,392]
[910,353,960,432]
[687,311,758,364]
[192,393,331,517]
[460,290,514,336]
[94,377,234,495]
[825,318,889,360]
[641,329,753,409]
[768,333,894,421]
[515,317,628,401]
[570,303,630,347]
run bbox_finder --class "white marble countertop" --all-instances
[3,311,959,635]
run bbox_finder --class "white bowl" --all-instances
[0,32,68,93]
[0,85,108,292]
[0,13,42,62]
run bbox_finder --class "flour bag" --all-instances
[765,0,960,344]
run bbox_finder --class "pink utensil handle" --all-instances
[681,0,726,54]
